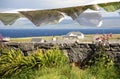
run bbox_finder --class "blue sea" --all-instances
[0,29,120,38]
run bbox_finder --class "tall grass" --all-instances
[0,47,67,78]
[0,47,120,79]
[88,50,120,79]
[0,48,23,77]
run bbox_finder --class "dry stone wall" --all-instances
[1,42,120,67]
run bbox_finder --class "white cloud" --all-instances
[34,0,120,10]
[1,0,120,10]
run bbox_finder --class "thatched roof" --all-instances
[66,31,84,36]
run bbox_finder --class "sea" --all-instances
[0,29,120,38]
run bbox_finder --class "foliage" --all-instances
[88,33,120,79]
[88,51,120,79]
[0,47,67,78]
[93,33,112,46]
[0,48,23,77]
[32,48,67,68]
[0,34,120,79]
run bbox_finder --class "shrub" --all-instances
[0,47,68,78]
[0,48,23,77]
[88,33,120,79]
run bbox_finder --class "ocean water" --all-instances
[0,29,120,38]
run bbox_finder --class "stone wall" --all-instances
[1,42,120,67]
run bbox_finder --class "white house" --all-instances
[63,32,84,39]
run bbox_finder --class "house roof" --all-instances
[66,32,84,36]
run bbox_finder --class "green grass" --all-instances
[0,47,68,78]
[10,34,120,42]
[10,38,31,42]
[0,47,120,79]
[2,64,119,79]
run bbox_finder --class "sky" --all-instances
[0,0,120,10]
[0,0,120,29]
[0,0,55,10]
[0,0,84,10]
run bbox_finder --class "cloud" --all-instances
[1,0,120,10]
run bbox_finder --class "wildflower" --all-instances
[109,33,112,37]
[96,37,100,40]
[93,33,112,46]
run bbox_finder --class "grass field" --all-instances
[10,34,120,43]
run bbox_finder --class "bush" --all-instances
[88,33,120,79]
[0,47,68,78]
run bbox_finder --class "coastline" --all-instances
[0,29,120,38]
